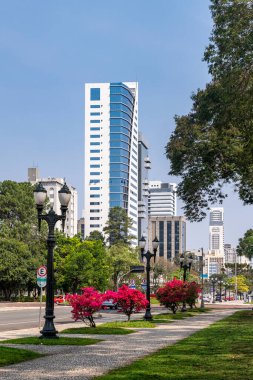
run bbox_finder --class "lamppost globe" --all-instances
[152,236,159,251]
[139,236,146,250]
[34,182,47,206]
[58,182,71,207]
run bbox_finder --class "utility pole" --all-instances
[200,248,205,309]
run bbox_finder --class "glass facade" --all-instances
[109,83,135,212]
[159,221,164,257]
[175,221,180,257]
[167,221,172,259]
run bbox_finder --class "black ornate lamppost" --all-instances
[217,279,224,302]
[139,236,159,320]
[180,252,194,312]
[211,276,218,304]
[34,182,71,338]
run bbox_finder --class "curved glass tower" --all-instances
[84,82,138,241]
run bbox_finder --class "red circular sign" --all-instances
[37,266,47,277]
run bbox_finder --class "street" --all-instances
[0,304,143,333]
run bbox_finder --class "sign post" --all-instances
[37,266,47,330]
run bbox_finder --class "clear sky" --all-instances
[1,0,252,251]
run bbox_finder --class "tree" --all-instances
[236,229,253,260]
[107,244,139,290]
[166,1,253,221]
[0,239,34,300]
[105,285,148,321]
[0,181,47,298]
[66,287,104,327]
[85,230,105,245]
[228,275,249,294]
[55,235,111,293]
[103,207,135,246]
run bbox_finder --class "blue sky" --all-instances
[1,0,252,250]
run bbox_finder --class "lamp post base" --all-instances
[40,318,58,339]
[144,308,153,321]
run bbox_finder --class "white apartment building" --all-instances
[28,168,78,237]
[84,82,138,239]
[209,207,224,256]
[148,181,177,216]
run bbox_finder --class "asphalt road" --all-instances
[0,305,137,333]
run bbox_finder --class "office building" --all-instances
[148,216,186,261]
[138,132,151,241]
[148,181,177,216]
[28,168,78,237]
[209,207,224,256]
[84,82,138,240]
[77,217,85,240]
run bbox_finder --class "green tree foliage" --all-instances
[85,230,105,245]
[236,229,253,260]
[0,181,47,299]
[107,244,139,290]
[0,239,34,300]
[166,0,253,221]
[55,234,111,293]
[228,275,250,294]
[103,207,135,246]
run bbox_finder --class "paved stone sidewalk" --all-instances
[0,308,242,379]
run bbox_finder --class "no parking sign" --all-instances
[37,266,47,288]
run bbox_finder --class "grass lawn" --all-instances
[153,308,209,323]
[94,310,253,380]
[61,326,135,335]
[150,298,160,305]
[1,336,102,346]
[100,320,155,328]
[0,346,42,367]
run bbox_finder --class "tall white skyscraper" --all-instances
[84,82,138,239]
[209,207,224,255]
[148,181,177,216]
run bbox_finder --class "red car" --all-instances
[54,295,65,304]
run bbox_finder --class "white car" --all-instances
[101,299,118,310]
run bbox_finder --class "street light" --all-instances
[217,279,224,302]
[210,276,218,303]
[180,251,194,312]
[34,181,71,338]
[139,235,159,320]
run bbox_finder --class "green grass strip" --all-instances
[1,336,102,346]
[100,320,155,328]
[61,326,135,335]
[94,310,253,380]
[153,308,209,323]
[0,346,42,367]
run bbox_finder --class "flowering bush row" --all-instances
[66,285,148,327]
[156,279,201,314]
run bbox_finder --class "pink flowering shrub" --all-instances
[66,287,104,327]
[156,279,201,313]
[105,285,148,321]
[185,281,201,308]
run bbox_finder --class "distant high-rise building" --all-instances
[209,207,224,256]
[84,82,138,241]
[77,217,85,240]
[28,168,78,237]
[148,216,186,261]
[138,132,150,241]
[148,181,177,216]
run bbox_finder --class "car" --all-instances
[101,299,118,310]
[54,295,65,304]
[203,296,211,303]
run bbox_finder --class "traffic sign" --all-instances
[37,277,47,288]
[37,266,47,278]
[130,265,145,273]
